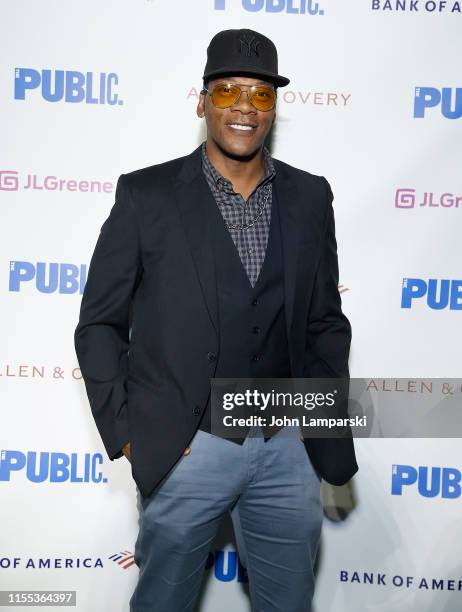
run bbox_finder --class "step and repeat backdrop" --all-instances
[2,1,461,611]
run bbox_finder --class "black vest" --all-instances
[198,186,291,442]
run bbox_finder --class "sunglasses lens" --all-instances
[211,84,240,108]
[250,86,276,111]
[210,84,276,111]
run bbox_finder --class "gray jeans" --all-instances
[129,426,322,612]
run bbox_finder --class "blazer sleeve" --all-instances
[74,173,142,460]
[304,177,352,380]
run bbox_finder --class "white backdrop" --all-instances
[1,1,461,611]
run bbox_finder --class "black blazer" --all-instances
[74,144,358,498]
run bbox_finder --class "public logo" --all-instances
[206,549,248,582]
[14,68,123,105]
[392,464,461,498]
[401,278,462,310]
[0,450,107,484]
[213,0,325,15]
[414,87,462,119]
[9,261,87,294]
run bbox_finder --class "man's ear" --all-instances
[196,93,205,119]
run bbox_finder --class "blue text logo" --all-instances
[0,450,107,484]
[9,261,87,294]
[205,549,248,582]
[401,278,462,309]
[14,68,123,105]
[392,464,461,498]
[214,0,324,14]
[414,87,462,119]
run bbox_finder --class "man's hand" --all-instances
[122,442,131,462]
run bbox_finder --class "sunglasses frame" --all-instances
[201,81,277,112]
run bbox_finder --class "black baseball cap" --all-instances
[203,28,290,88]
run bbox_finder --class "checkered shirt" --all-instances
[201,142,276,287]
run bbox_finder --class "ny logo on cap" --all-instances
[239,33,260,57]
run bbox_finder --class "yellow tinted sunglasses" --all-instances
[201,82,277,112]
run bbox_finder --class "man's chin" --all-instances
[216,139,262,162]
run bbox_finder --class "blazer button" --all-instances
[207,351,217,362]
[193,406,201,415]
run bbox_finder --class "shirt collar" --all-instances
[201,141,276,194]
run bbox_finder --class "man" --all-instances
[74,28,358,612]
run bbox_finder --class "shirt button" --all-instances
[252,326,261,334]
[207,351,216,362]
[252,299,259,306]
[193,406,201,415]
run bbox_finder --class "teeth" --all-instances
[228,124,253,131]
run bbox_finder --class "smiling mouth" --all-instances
[226,123,257,131]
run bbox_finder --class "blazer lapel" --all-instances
[172,146,315,348]
[273,163,302,339]
[173,146,219,335]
